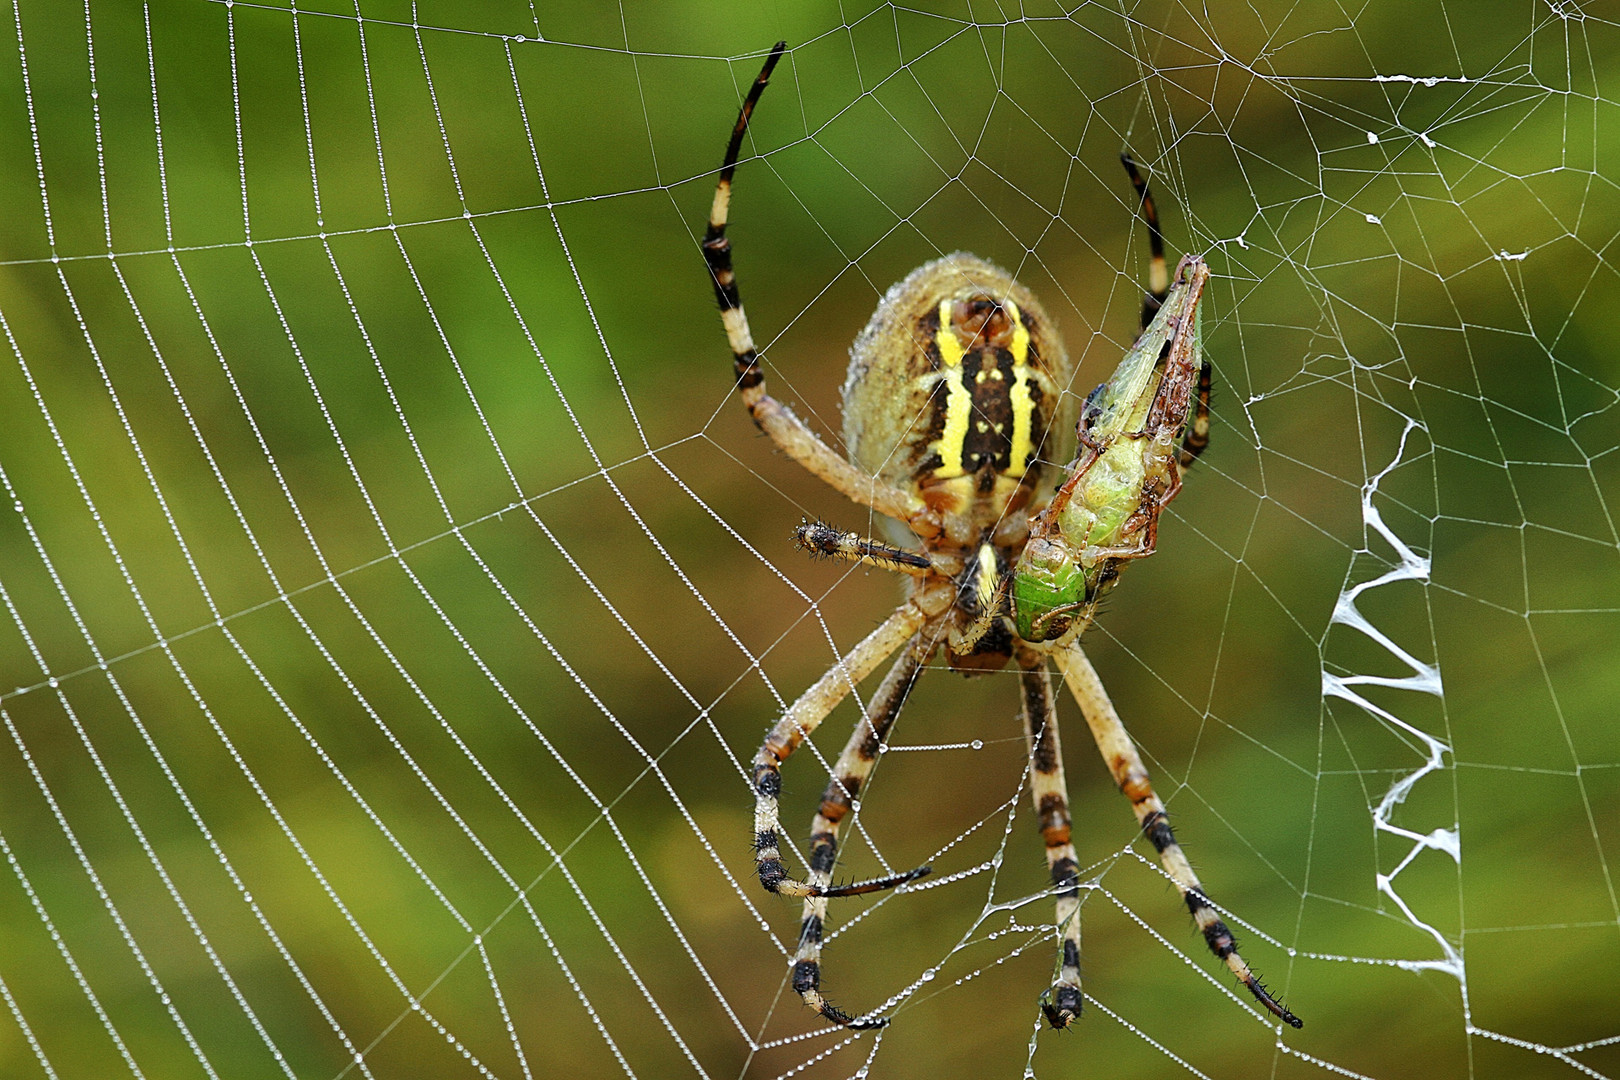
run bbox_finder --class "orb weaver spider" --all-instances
[702,41,1301,1033]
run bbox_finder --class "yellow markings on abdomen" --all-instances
[928,297,1040,482]
[1003,299,1037,476]
[931,299,972,479]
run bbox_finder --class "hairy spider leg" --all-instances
[702,42,939,539]
[751,605,933,901]
[1120,154,1210,466]
[1178,358,1213,467]
[792,636,935,1029]
[1016,650,1084,1028]
[1053,641,1303,1028]
[1120,154,1169,326]
[791,519,938,576]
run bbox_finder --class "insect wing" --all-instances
[1012,256,1209,642]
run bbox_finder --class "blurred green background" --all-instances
[0,1,1617,1078]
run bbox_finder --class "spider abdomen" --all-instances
[843,253,1077,544]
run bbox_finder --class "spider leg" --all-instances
[1016,648,1084,1029]
[792,634,934,1029]
[1120,154,1211,467]
[1051,640,1303,1029]
[1178,357,1212,467]
[1120,154,1169,329]
[703,43,938,538]
[791,519,941,576]
[752,604,932,901]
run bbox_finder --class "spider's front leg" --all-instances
[1016,648,1084,1028]
[750,604,933,902]
[788,636,934,1028]
[1053,641,1303,1029]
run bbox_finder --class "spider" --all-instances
[702,41,1301,1033]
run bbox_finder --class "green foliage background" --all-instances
[0,2,1616,1078]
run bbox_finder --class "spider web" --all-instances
[0,1,1616,1078]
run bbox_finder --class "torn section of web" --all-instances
[1321,420,1461,983]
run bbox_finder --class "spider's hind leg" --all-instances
[1178,357,1212,467]
[1016,648,1084,1028]
[1120,153,1169,329]
[703,43,935,536]
[1120,154,1212,468]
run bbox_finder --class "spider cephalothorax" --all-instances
[703,41,1300,1034]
